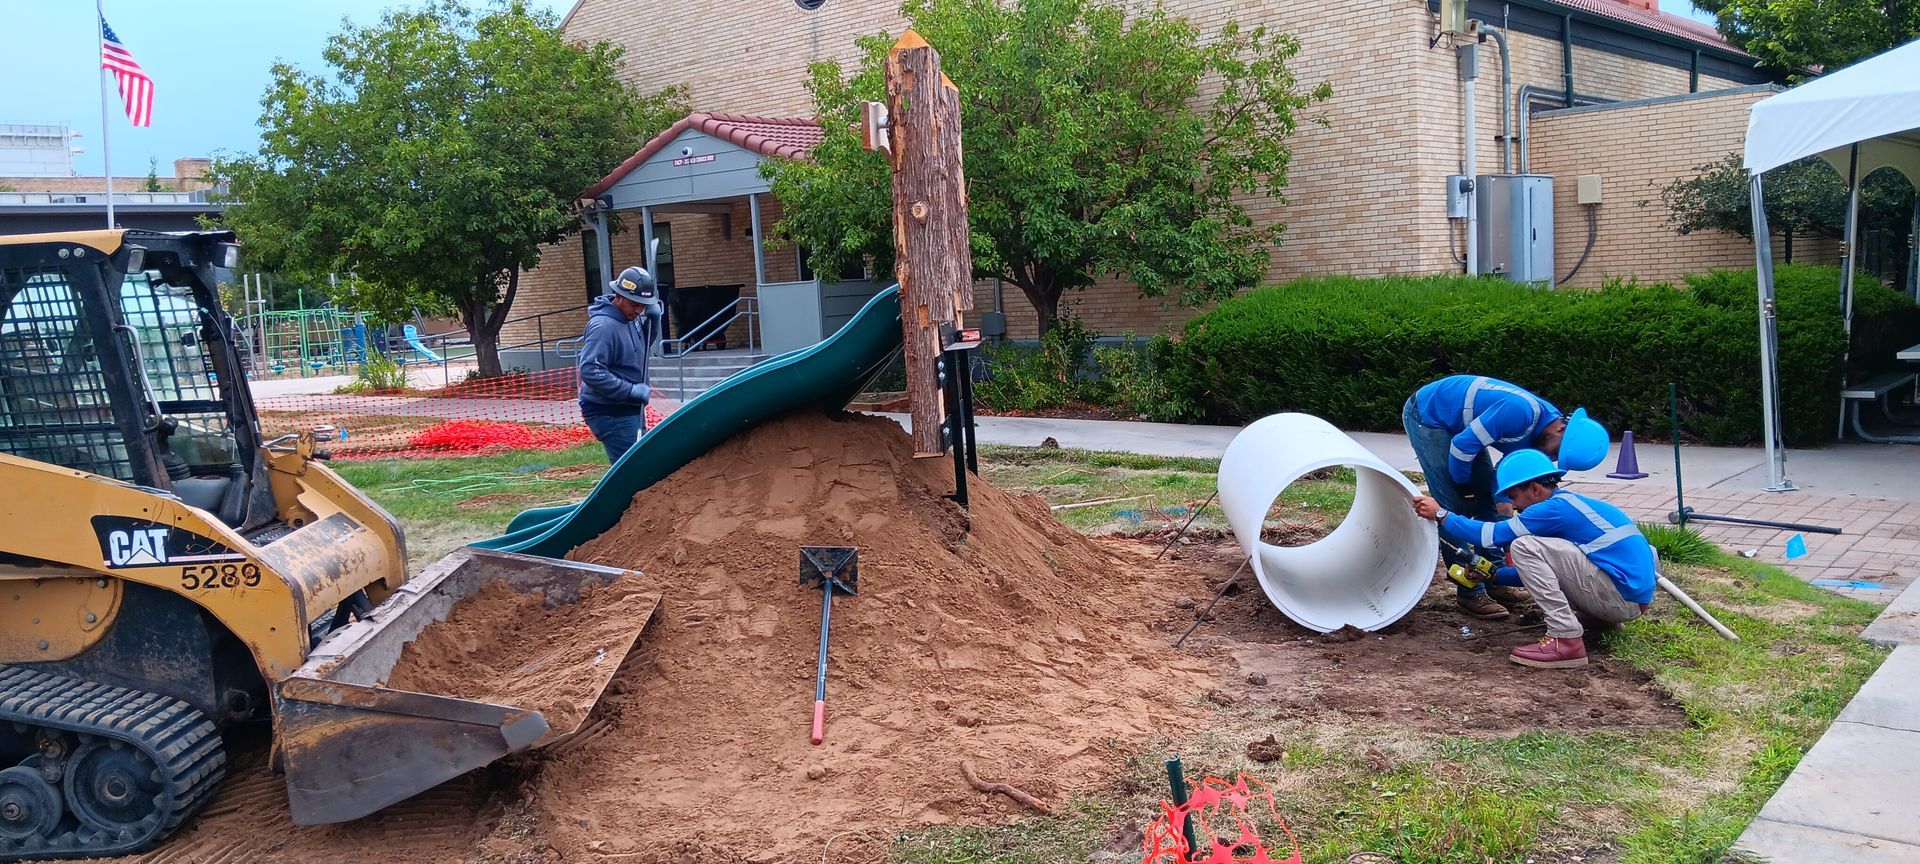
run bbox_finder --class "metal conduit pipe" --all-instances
[1481,25,1514,173]
[1217,414,1439,633]
[1516,83,1609,174]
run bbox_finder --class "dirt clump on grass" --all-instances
[516,410,1214,862]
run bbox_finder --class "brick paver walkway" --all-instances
[1590,481,1919,603]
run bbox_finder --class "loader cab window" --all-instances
[0,265,136,480]
[119,270,240,471]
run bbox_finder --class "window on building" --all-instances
[582,227,602,303]
[650,223,674,289]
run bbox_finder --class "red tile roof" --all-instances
[583,113,824,200]
[1554,0,1744,56]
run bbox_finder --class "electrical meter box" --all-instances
[1475,174,1555,285]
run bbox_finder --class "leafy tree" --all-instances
[142,157,166,192]
[765,0,1330,335]
[216,0,686,376]
[1661,152,1913,269]
[1694,0,1920,76]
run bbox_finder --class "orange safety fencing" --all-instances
[1142,774,1302,864]
[254,365,669,459]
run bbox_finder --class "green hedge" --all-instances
[1156,266,1920,446]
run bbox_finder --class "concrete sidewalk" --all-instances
[937,414,1920,502]
[1736,581,1920,861]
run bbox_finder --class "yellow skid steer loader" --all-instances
[0,230,652,860]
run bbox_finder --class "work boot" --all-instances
[1509,636,1588,669]
[1456,589,1509,620]
[1488,585,1531,605]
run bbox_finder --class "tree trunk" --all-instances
[885,31,974,456]
[459,301,505,378]
[1010,274,1062,338]
[460,267,521,379]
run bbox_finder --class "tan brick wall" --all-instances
[0,175,176,193]
[1528,87,1836,288]
[520,0,1769,341]
[0,157,214,194]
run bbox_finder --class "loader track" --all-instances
[0,666,225,862]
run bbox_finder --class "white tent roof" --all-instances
[1745,39,1920,180]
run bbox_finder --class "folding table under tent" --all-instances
[1744,39,1920,491]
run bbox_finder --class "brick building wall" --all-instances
[519,0,1770,342]
[1528,86,1837,287]
[0,157,215,194]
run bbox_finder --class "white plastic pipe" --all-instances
[1217,413,1438,633]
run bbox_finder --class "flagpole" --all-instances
[97,0,115,229]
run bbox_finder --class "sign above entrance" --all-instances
[672,153,717,167]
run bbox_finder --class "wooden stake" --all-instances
[884,29,975,456]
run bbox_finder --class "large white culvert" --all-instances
[1217,413,1438,633]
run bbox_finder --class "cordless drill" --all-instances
[1440,536,1499,589]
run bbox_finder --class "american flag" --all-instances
[101,17,152,127]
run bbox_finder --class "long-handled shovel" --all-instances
[801,546,859,745]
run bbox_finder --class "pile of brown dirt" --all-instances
[383,578,659,737]
[524,410,1212,861]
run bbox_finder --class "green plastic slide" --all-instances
[471,286,904,558]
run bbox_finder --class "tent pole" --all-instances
[1751,172,1794,492]
[1836,144,1861,439]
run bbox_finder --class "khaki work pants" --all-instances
[1509,535,1644,638]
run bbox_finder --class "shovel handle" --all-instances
[811,700,826,745]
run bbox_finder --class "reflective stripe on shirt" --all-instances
[1461,375,1543,441]
[1563,494,1640,555]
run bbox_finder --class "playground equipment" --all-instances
[401,323,445,363]
[1216,413,1438,633]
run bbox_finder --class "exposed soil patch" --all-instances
[975,401,1133,421]
[455,491,555,510]
[107,412,1685,864]
[1144,538,1687,733]
[535,463,601,480]
[383,578,659,737]
[537,411,1214,861]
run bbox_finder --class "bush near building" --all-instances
[1153,266,1918,446]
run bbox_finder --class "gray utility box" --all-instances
[1475,174,1554,285]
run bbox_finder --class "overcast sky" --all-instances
[0,0,1714,178]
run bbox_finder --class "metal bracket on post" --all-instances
[938,324,983,509]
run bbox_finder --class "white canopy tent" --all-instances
[1744,39,1920,490]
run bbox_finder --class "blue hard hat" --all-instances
[1557,407,1609,472]
[1496,449,1564,495]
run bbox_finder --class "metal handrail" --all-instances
[654,296,761,402]
[656,296,759,359]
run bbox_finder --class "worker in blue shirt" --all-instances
[1411,449,1655,669]
[578,266,665,462]
[1403,374,1609,619]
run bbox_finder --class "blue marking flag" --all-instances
[1784,533,1809,560]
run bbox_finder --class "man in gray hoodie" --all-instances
[578,266,664,461]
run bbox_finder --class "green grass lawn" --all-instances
[338,443,1885,864]
[331,443,607,567]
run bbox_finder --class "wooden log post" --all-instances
[884,30,974,457]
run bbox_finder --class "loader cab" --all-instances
[0,230,274,530]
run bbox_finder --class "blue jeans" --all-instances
[584,412,644,463]
[1403,397,1500,596]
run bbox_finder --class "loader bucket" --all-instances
[273,547,657,826]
